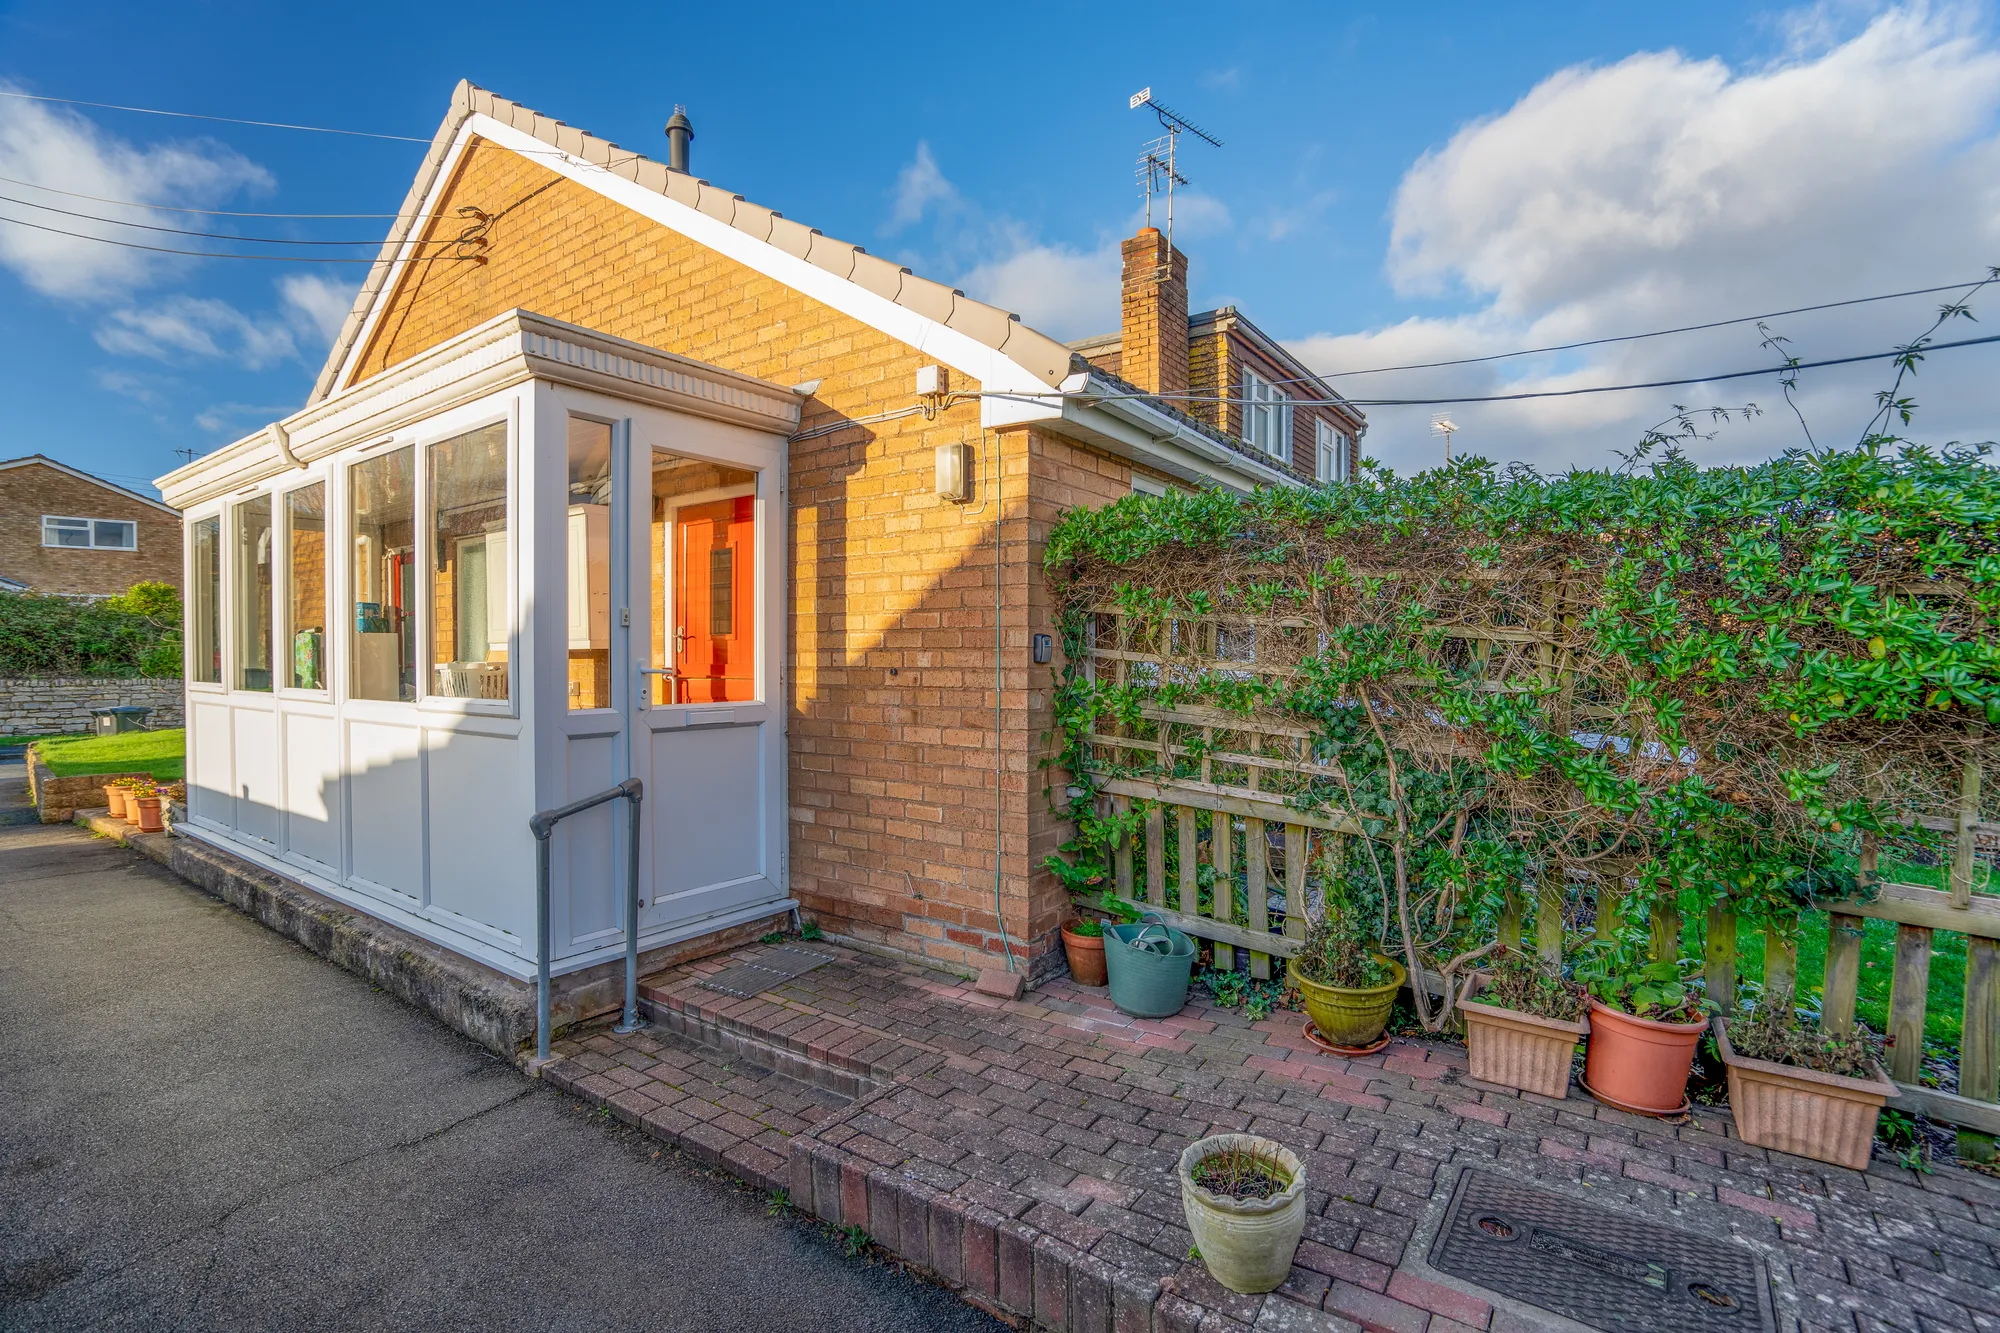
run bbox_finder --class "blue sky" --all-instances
[2,0,1997,495]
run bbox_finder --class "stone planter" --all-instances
[1061,921,1108,987]
[1178,1133,1307,1294]
[1288,953,1405,1048]
[1459,974,1588,1099]
[1715,1019,1896,1170]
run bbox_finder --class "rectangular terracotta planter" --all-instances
[1458,976,1589,1099]
[1714,1019,1896,1171]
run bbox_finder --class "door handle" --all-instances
[636,662,673,708]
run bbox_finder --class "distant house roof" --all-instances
[0,455,179,515]
[310,81,1082,406]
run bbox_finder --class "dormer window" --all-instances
[1240,368,1293,461]
[1316,418,1351,483]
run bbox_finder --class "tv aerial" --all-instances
[1130,88,1221,249]
[1431,414,1460,463]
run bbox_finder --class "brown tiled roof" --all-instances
[309,81,1081,404]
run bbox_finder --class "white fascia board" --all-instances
[338,114,1053,415]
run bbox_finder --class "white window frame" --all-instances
[42,515,137,550]
[1239,368,1293,463]
[1316,418,1351,484]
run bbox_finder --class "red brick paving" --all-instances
[538,941,2000,1333]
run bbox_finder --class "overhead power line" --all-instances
[1312,280,1998,381]
[0,212,466,263]
[0,192,446,246]
[0,88,430,141]
[0,173,424,219]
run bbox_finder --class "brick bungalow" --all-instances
[153,81,1364,995]
[0,454,182,596]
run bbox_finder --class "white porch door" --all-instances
[626,433,787,935]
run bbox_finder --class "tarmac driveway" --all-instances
[0,759,997,1332]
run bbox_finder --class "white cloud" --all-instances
[0,84,272,300]
[194,401,295,434]
[959,240,1123,340]
[1290,5,2000,474]
[93,367,176,411]
[278,272,359,347]
[95,295,299,368]
[886,141,959,232]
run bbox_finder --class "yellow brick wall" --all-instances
[350,138,1069,975]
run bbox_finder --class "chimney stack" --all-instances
[664,106,694,173]
[1120,227,1188,399]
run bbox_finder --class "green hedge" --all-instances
[0,582,182,678]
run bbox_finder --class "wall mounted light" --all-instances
[935,441,973,503]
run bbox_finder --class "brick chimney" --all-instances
[1119,227,1189,398]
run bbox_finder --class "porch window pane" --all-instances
[427,422,509,701]
[190,516,220,684]
[232,495,273,691]
[651,449,759,705]
[285,483,327,690]
[350,447,416,702]
[567,417,612,710]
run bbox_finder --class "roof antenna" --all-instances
[1130,88,1221,251]
[1431,413,1459,464]
[664,105,694,174]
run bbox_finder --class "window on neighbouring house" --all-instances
[1239,368,1293,462]
[42,516,137,549]
[1316,418,1351,484]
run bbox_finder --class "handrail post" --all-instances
[613,777,648,1034]
[535,826,552,1063]
[528,777,649,1061]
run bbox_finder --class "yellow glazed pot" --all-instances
[1287,953,1406,1048]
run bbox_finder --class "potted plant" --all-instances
[1178,1133,1307,1294]
[121,780,148,827]
[1061,918,1108,986]
[103,783,129,818]
[1573,932,1709,1114]
[1287,906,1404,1050]
[1458,948,1590,1099]
[132,785,166,834]
[1715,994,1895,1170]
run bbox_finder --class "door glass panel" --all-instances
[566,418,613,709]
[427,421,509,701]
[285,484,327,689]
[350,447,416,702]
[232,494,273,691]
[651,450,758,705]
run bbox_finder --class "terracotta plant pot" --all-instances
[1582,999,1705,1113]
[104,785,127,818]
[1288,953,1406,1048]
[1459,974,1589,1099]
[1178,1133,1308,1294]
[1061,921,1108,987]
[133,797,165,834]
[1714,1019,1896,1170]
[123,791,146,826]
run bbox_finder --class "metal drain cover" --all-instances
[700,947,833,998]
[1428,1168,1774,1333]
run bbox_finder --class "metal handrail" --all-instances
[530,776,645,1061]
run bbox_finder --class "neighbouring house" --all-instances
[152,81,1364,999]
[0,455,182,597]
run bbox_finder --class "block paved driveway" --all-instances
[0,759,998,1333]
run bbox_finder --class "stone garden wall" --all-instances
[0,677,183,737]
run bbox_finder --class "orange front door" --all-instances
[673,496,755,703]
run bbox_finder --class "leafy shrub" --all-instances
[0,581,183,678]
[1728,995,1881,1079]
[1476,947,1589,1023]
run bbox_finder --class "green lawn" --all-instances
[33,729,185,782]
